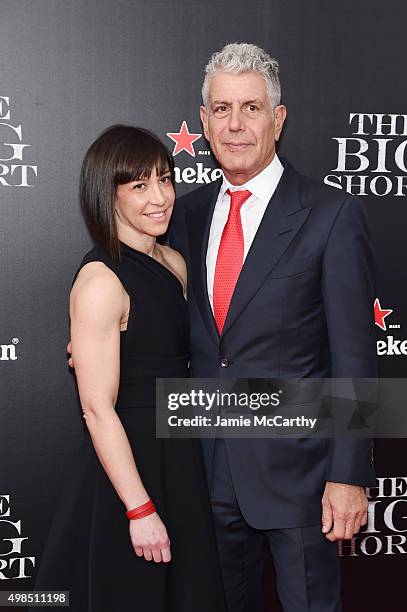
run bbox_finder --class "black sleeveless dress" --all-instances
[31,242,225,612]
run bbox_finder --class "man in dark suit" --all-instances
[169,43,377,612]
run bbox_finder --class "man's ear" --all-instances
[200,105,210,141]
[274,105,287,142]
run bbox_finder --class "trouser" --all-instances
[210,438,341,612]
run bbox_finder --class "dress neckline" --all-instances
[119,241,184,294]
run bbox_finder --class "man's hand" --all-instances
[66,340,74,368]
[321,481,368,541]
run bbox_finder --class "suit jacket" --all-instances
[169,158,377,529]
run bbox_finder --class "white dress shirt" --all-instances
[206,155,284,310]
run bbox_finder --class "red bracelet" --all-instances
[129,506,156,520]
[126,500,156,520]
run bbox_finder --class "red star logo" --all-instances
[374,298,393,331]
[167,121,201,157]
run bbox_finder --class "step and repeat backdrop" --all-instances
[1,0,406,610]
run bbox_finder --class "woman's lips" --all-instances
[144,208,170,221]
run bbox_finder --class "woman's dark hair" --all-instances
[80,124,175,259]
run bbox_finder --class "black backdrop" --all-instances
[1,1,406,610]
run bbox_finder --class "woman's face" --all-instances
[114,166,175,239]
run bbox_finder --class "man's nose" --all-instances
[228,107,244,132]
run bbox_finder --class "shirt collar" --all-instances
[220,154,284,204]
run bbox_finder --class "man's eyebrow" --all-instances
[242,98,263,106]
[210,98,264,106]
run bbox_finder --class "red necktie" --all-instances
[213,189,252,334]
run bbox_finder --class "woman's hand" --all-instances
[129,513,171,563]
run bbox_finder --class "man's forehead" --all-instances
[208,71,268,101]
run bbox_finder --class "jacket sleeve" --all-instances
[321,195,377,486]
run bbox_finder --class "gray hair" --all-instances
[202,43,281,111]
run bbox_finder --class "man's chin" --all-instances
[220,157,250,171]
[221,162,253,182]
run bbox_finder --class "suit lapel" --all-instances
[186,179,221,345]
[221,162,312,338]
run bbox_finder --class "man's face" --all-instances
[200,71,286,185]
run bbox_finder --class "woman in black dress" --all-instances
[32,125,225,611]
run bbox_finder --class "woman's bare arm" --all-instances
[70,263,170,562]
[71,263,149,509]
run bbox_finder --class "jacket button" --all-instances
[220,358,229,368]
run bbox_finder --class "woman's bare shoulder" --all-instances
[72,261,123,292]
[157,244,187,291]
[70,261,126,320]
